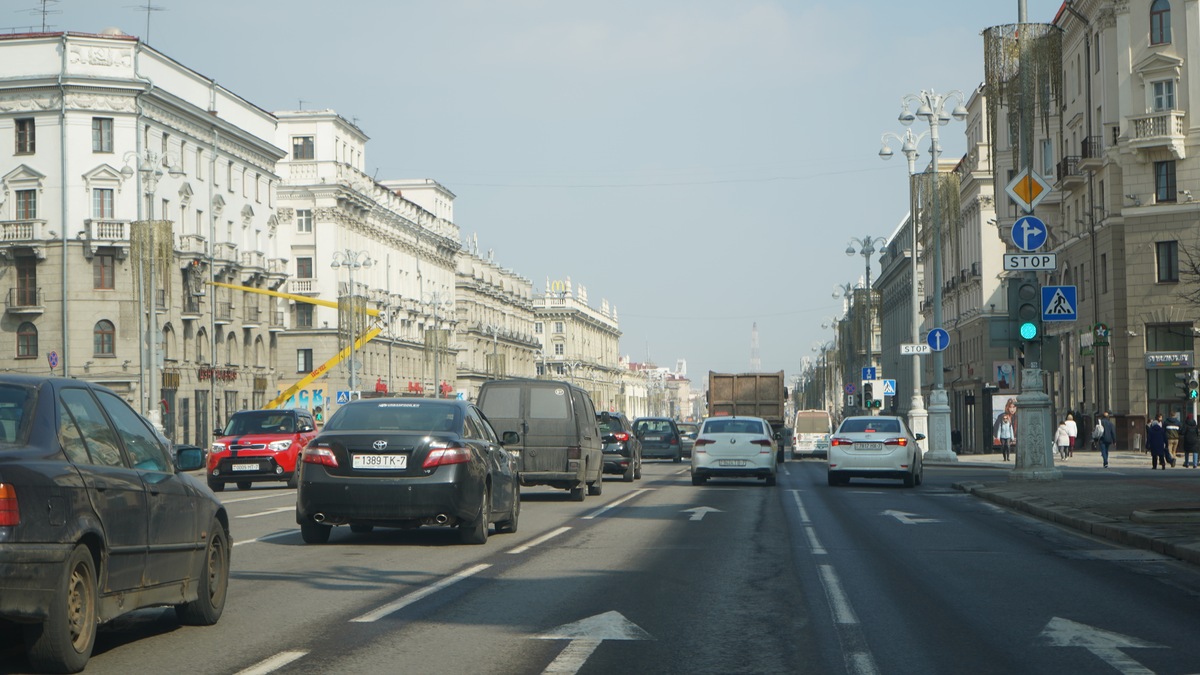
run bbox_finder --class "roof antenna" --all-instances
[125,0,166,45]
[24,0,61,32]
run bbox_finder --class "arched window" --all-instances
[16,322,37,358]
[1151,0,1171,45]
[94,320,115,356]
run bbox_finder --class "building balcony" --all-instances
[5,287,43,315]
[1056,156,1084,186]
[243,304,262,327]
[181,294,202,319]
[1128,110,1186,159]
[0,219,50,260]
[269,310,286,332]
[84,219,130,260]
[214,242,239,263]
[241,250,266,270]
[1079,135,1104,168]
[179,233,207,258]
[289,277,319,295]
[214,301,234,324]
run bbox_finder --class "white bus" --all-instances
[792,409,832,459]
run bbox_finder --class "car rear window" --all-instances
[598,418,624,434]
[635,419,673,434]
[838,419,901,433]
[480,385,521,419]
[325,401,460,432]
[529,387,570,420]
[702,419,763,435]
[0,383,32,445]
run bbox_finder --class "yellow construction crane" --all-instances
[209,281,383,409]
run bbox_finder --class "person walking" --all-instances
[1100,411,1116,468]
[994,412,1015,462]
[1166,410,1182,460]
[1183,413,1199,468]
[1054,418,1072,461]
[1064,413,1078,458]
[1147,413,1171,469]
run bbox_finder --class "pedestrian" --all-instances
[1147,413,1172,469]
[1064,413,1078,458]
[994,412,1015,462]
[1166,410,1182,460]
[1183,413,1199,468]
[1100,411,1116,468]
[1054,418,1071,460]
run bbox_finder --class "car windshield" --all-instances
[839,419,901,434]
[222,411,298,435]
[702,419,762,435]
[678,424,698,435]
[325,401,460,433]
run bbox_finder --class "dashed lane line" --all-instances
[237,507,294,519]
[508,526,572,555]
[582,489,650,520]
[351,563,491,623]
[234,650,308,675]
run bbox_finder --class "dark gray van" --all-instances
[477,378,603,501]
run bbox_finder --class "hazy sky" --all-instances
[14,0,1066,382]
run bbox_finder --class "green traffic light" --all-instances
[1019,322,1038,340]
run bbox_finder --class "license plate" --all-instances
[718,459,747,467]
[645,435,663,442]
[232,463,259,471]
[855,443,883,451]
[352,454,408,470]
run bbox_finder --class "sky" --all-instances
[11,0,1066,384]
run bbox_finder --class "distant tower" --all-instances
[750,323,761,372]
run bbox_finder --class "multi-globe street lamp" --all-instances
[898,89,967,460]
[812,340,836,412]
[845,236,888,382]
[330,249,374,396]
[880,127,930,440]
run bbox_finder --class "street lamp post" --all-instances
[485,323,502,379]
[845,237,887,384]
[812,340,835,412]
[880,128,930,440]
[423,290,454,397]
[330,249,374,397]
[898,89,967,461]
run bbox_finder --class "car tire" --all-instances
[236,481,252,491]
[175,518,230,626]
[24,544,97,674]
[588,474,603,496]
[622,460,635,482]
[673,453,682,464]
[827,472,844,487]
[286,468,299,489]
[300,521,332,544]
[569,484,586,501]
[915,457,924,486]
[207,478,225,492]
[349,524,374,534]
[903,465,916,488]
[634,458,642,480]
[495,487,520,534]
[765,473,777,487]
[461,486,490,545]
[691,473,707,486]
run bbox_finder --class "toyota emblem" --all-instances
[373,440,388,451]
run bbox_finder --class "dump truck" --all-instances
[707,371,789,463]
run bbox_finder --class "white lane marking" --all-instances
[681,506,721,521]
[237,506,294,519]
[543,639,601,674]
[220,492,296,504]
[847,652,881,675]
[791,491,811,523]
[817,565,880,675]
[1038,617,1164,675]
[882,510,940,525]
[781,465,791,476]
[350,563,491,623]
[508,526,572,555]
[582,489,649,520]
[673,468,689,476]
[233,530,296,547]
[536,611,653,674]
[818,565,858,625]
[234,650,308,675]
[804,527,826,555]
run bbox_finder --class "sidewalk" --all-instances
[928,448,1200,566]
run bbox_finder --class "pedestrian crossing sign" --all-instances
[1041,285,1077,322]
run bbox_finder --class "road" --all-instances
[4,460,1199,674]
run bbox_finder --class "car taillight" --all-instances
[567,446,582,459]
[612,432,630,442]
[0,483,19,527]
[884,438,909,446]
[830,438,852,446]
[670,436,678,445]
[751,439,773,453]
[302,444,339,467]
[424,442,471,468]
[693,438,713,454]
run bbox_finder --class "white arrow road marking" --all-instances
[536,611,653,674]
[883,510,940,525]
[681,506,722,521]
[1038,617,1165,675]
[237,506,294,519]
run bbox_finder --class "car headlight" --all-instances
[211,443,225,453]
[268,439,294,452]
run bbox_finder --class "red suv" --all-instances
[208,408,317,491]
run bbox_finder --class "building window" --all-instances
[1151,0,1171,45]
[196,209,204,235]
[296,209,313,233]
[297,256,313,278]
[91,118,113,152]
[16,322,37,358]
[1156,241,1179,283]
[1041,139,1053,176]
[94,320,115,356]
[92,188,114,219]
[553,321,564,333]
[297,348,313,372]
[293,136,315,160]
[161,132,169,158]
[15,190,37,219]
[554,343,564,356]
[226,161,234,192]
[94,254,115,290]
[15,118,34,154]
[534,322,543,334]
[255,173,261,202]
[1100,253,1108,294]
[1155,160,1177,203]
[296,304,313,328]
[16,257,36,306]
[1151,80,1175,111]
[196,147,204,179]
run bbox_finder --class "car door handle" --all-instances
[92,480,108,491]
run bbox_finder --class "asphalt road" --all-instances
[4,460,1200,674]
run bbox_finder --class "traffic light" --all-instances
[1009,275,1041,342]
[1174,371,1192,400]
[1190,371,1200,401]
[863,381,883,408]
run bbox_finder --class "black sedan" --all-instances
[0,375,230,673]
[597,411,642,482]
[296,398,520,545]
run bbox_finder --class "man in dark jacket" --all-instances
[1184,413,1199,468]
[1099,411,1116,469]
[1166,410,1182,460]
[1147,413,1171,469]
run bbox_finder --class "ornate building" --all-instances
[533,278,622,411]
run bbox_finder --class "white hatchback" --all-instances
[827,415,924,487]
[690,416,777,486]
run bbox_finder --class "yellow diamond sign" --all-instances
[1005,168,1053,213]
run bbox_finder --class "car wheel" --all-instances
[915,456,924,486]
[634,457,642,480]
[461,486,490,545]
[207,478,225,493]
[691,473,707,486]
[175,518,230,625]
[349,524,374,534]
[236,481,252,491]
[286,469,300,489]
[765,472,777,487]
[673,452,682,464]
[903,464,916,488]
[622,460,635,482]
[569,483,586,501]
[827,472,842,487]
[495,486,520,534]
[24,544,97,674]
[300,521,332,544]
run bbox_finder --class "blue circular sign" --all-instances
[926,328,950,352]
[1011,216,1048,252]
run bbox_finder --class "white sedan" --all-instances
[690,416,777,486]
[827,415,924,487]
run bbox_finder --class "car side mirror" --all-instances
[212,427,224,437]
[501,431,520,445]
[773,432,783,441]
[299,424,314,433]
[175,445,205,472]
[914,433,926,441]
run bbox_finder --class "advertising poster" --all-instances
[994,360,1018,394]
[991,395,1018,447]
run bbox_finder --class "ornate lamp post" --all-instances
[880,127,930,440]
[812,340,836,412]
[845,236,888,376]
[330,249,374,396]
[898,89,967,460]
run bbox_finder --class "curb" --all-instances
[951,481,1200,567]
